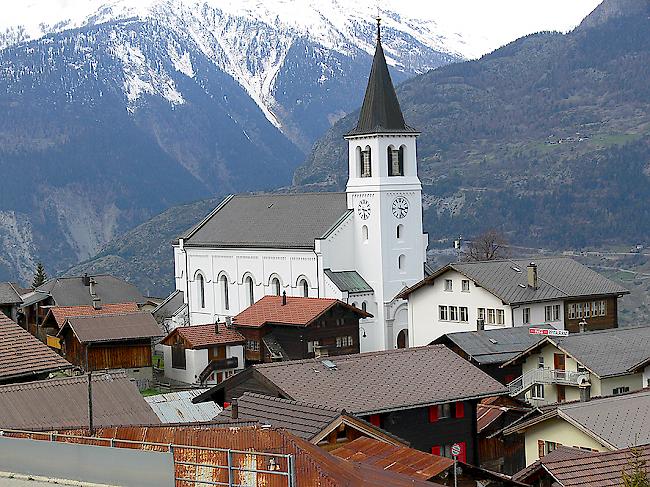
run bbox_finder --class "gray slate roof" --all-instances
[214,392,342,440]
[559,390,650,448]
[402,257,628,304]
[152,290,185,323]
[434,325,551,365]
[0,283,22,305]
[29,275,145,307]
[220,345,507,415]
[180,193,349,249]
[324,269,373,293]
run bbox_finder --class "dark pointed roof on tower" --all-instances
[347,18,417,137]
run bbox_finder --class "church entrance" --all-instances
[397,329,408,349]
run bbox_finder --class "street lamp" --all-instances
[359,327,367,338]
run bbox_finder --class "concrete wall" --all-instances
[600,374,644,396]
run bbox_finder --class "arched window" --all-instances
[361,301,367,312]
[299,278,309,297]
[387,145,404,176]
[245,276,254,306]
[398,254,406,271]
[220,274,229,311]
[271,277,281,296]
[196,272,205,309]
[352,302,358,308]
[396,224,403,240]
[360,146,372,177]
[362,225,368,242]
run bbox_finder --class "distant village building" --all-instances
[398,257,629,346]
[0,282,25,322]
[173,25,427,352]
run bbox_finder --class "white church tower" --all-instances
[345,19,427,351]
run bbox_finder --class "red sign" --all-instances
[529,328,569,337]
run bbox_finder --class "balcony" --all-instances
[508,368,590,397]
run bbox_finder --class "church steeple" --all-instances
[347,17,416,136]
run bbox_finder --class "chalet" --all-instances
[0,282,24,321]
[160,323,245,385]
[398,257,629,346]
[0,313,72,384]
[502,325,650,406]
[513,444,650,487]
[214,392,408,451]
[57,312,162,386]
[20,274,146,339]
[0,373,159,430]
[503,389,650,466]
[232,295,370,364]
[432,325,550,384]
[193,344,509,462]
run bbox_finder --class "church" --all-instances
[173,22,428,353]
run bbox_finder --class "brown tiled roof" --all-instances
[0,314,72,381]
[60,312,162,343]
[233,295,370,328]
[48,302,139,329]
[332,436,454,480]
[514,444,650,486]
[162,323,245,349]
[0,373,160,430]
[9,425,439,487]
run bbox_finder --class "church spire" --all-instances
[347,17,416,136]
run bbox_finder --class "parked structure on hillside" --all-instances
[160,323,245,385]
[502,325,650,405]
[398,257,629,346]
[194,344,508,462]
[232,295,369,364]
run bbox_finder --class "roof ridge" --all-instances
[241,392,343,412]
[0,372,127,391]
[68,311,149,319]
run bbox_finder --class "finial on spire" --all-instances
[376,16,381,42]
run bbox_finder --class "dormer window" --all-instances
[388,146,404,176]
[361,148,372,177]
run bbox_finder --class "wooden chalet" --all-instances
[232,294,370,365]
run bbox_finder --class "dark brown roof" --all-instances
[196,344,508,414]
[0,373,160,430]
[162,323,245,348]
[59,312,162,343]
[0,314,72,381]
[513,444,650,486]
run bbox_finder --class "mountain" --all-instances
[295,0,650,250]
[0,0,463,284]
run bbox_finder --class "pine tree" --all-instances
[32,262,47,288]
[622,447,650,487]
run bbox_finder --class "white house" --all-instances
[398,257,629,347]
[173,23,427,352]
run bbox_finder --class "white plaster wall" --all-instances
[644,365,650,388]
[513,301,565,329]
[600,374,644,396]
[226,345,245,371]
[162,346,207,384]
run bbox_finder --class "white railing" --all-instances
[508,368,589,396]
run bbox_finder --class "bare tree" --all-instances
[463,230,509,261]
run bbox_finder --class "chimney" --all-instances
[89,278,97,297]
[92,297,102,310]
[578,319,587,333]
[214,322,220,334]
[82,273,91,286]
[477,319,485,331]
[579,385,591,402]
[282,291,287,306]
[231,398,238,420]
[527,262,538,290]
[225,316,232,328]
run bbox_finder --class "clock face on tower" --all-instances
[392,196,409,219]
[357,199,371,220]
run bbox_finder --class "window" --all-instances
[545,305,552,322]
[444,279,453,291]
[171,345,186,370]
[576,303,583,319]
[433,443,466,462]
[307,340,319,354]
[531,384,544,399]
[387,146,404,176]
[438,403,452,419]
[584,301,591,318]
[523,307,531,324]
[398,254,405,271]
[245,276,254,306]
[459,307,468,322]
[487,309,496,325]
[577,364,587,374]
[613,386,630,396]
[496,309,505,325]
[271,277,280,296]
[546,304,560,321]
[396,224,403,239]
[538,356,545,369]
[196,273,205,309]
[461,279,470,292]
[477,308,486,321]
[299,278,309,297]
[439,305,448,321]
[568,303,576,319]
[246,340,260,352]
[598,300,607,316]
[220,275,229,311]
[336,336,354,348]
[362,301,367,312]
[361,148,372,177]
[449,306,458,321]
[544,441,559,456]
[362,225,369,242]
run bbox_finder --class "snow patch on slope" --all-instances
[167,41,195,78]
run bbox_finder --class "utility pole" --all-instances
[87,371,94,436]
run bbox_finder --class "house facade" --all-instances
[398,258,629,346]
[173,25,427,353]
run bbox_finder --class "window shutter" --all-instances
[223,402,230,409]
[428,406,438,423]
[369,414,381,427]
[458,442,467,463]
[538,440,545,458]
[431,446,441,456]
[455,402,465,419]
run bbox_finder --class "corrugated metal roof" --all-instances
[145,390,221,423]
[324,269,373,293]
[61,312,163,343]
